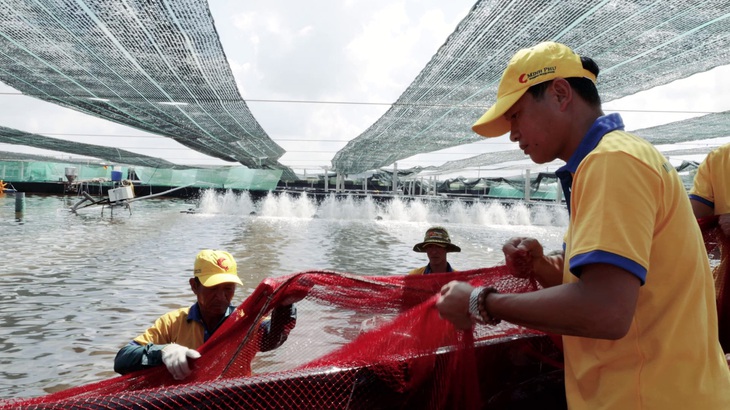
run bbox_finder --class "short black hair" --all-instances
[526,56,601,106]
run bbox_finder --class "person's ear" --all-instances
[551,78,573,109]
[189,278,198,294]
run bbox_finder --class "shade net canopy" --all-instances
[634,111,730,146]
[0,126,181,169]
[418,112,730,176]
[332,0,730,175]
[0,0,297,180]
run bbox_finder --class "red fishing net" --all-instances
[3,220,726,409]
[699,216,730,353]
[1,266,565,409]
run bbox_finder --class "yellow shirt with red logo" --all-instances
[556,114,730,409]
[689,143,730,214]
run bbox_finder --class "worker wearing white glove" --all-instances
[161,343,201,380]
[114,250,298,379]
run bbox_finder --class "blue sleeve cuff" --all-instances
[570,250,646,285]
[689,194,714,209]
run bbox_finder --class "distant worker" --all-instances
[689,142,730,237]
[408,226,461,275]
[114,249,298,380]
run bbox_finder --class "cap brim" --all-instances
[413,242,461,253]
[471,88,527,138]
[198,273,243,287]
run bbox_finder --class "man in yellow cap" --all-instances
[436,42,730,408]
[408,226,461,275]
[114,249,297,380]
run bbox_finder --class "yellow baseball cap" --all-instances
[472,42,597,138]
[193,249,243,287]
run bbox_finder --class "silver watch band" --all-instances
[469,286,485,322]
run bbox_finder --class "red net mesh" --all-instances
[1,266,567,409]
[4,223,726,409]
[698,216,730,353]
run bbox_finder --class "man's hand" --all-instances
[279,276,313,306]
[436,281,475,330]
[503,237,544,278]
[161,343,201,380]
[503,237,565,288]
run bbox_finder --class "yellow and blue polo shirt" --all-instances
[689,143,730,214]
[115,302,297,376]
[408,263,455,275]
[132,303,237,349]
[555,114,730,409]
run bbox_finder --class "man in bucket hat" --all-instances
[436,42,730,408]
[408,226,461,275]
[114,249,298,380]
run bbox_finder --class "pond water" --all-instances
[0,190,567,399]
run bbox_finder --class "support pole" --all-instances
[392,162,398,195]
[323,166,330,192]
[524,169,531,202]
[15,192,25,219]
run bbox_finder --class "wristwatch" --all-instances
[469,286,485,323]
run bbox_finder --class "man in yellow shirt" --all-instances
[436,42,730,409]
[114,249,297,380]
[408,226,460,275]
[690,142,730,236]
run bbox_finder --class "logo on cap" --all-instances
[519,66,557,84]
[216,257,230,271]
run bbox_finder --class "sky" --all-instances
[0,0,729,179]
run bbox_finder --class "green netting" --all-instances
[333,0,730,174]
[135,166,282,190]
[0,161,107,183]
[0,160,282,191]
[485,183,524,199]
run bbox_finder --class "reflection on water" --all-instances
[0,191,567,399]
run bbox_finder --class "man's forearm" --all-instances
[114,342,165,374]
[260,304,297,352]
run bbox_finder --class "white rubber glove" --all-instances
[161,343,201,380]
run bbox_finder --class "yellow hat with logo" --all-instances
[472,42,597,138]
[193,249,243,287]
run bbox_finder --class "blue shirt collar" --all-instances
[558,113,624,174]
[187,302,236,341]
[424,262,454,274]
[187,302,236,323]
[555,113,625,213]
